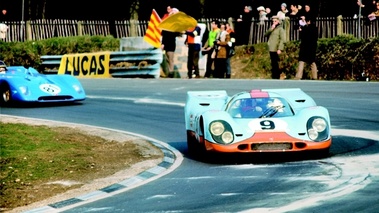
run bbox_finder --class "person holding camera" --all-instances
[202,20,220,78]
[213,22,231,78]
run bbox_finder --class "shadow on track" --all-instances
[184,150,330,165]
[1,101,84,108]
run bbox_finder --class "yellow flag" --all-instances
[158,12,197,32]
[143,9,162,48]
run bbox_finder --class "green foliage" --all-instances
[234,43,272,79]
[0,123,81,181]
[0,121,161,209]
[235,35,378,80]
[0,36,120,71]
[1,35,378,80]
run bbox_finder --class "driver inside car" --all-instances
[240,98,264,118]
[0,61,7,74]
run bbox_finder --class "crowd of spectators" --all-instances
[357,0,379,23]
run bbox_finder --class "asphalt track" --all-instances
[1,79,378,213]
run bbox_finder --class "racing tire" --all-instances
[0,83,12,106]
[186,131,197,155]
[186,131,207,159]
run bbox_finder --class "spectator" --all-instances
[0,10,8,39]
[277,3,288,22]
[288,4,301,31]
[213,22,231,78]
[264,16,286,79]
[162,6,172,20]
[225,22,236,78]
[257,6,268,24]
[288,4,300,18]
[300,4,316,23]
[0,22,8,40]
[295,17,318,80]
[161,7,181,78]
[184,25,202,79]
[374,2,379,15]
[202,20,220,78]
[265,7,272,20]
[368,1,379,20]
[358,0,377,17]
[236,6,253,45]
[0,9,8,22]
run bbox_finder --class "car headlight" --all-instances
[312,118,327,132]
[221,131,234,144]
[209,121,234,144]
[19,86,29,95]
[73,84,83,93]
[210,121,225,136]
[307,128,319,141]
[307,117,329,142]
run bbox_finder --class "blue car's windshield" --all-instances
[228,97,294,118]
[6,67,40,76]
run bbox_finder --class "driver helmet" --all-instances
[0,60,7,72]
[267,98,284,112]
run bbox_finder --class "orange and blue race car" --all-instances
[184,88,332,157]
[0,61,85,106]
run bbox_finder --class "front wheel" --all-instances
[0,83,12,106]
[187,131,198,155]
[187,130,207,159]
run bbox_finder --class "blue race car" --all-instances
[184,88,332,157]
[0,61,85,106]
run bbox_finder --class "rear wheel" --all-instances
[0,83,11,106]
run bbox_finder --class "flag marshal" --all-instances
[144,9,162,48]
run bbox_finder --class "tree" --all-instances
[0,0,363,21]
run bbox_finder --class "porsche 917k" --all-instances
[184,88,331,157]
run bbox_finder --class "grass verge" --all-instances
[0,122,163,211]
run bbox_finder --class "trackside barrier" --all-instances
[41,37,163,78]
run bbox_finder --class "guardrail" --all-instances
[109,49,162,78]
[41,48,163,78]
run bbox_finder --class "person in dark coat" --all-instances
[295,17,318,80]
[161,7,180,77]
[299,4,316,26]
[235,6,253,45]
[161,30,180,77]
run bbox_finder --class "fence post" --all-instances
[337,15,343,36]
[228,17,234,31]
[130,19,137,37]
[284,17,290,42]
[77,21,83,36]
[26,20,32,41]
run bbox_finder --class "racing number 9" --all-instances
[260,120,275,130]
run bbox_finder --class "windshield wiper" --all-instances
[259,106,284,118]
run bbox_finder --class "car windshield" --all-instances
[228,97,293,118]
[6,67,40,76]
